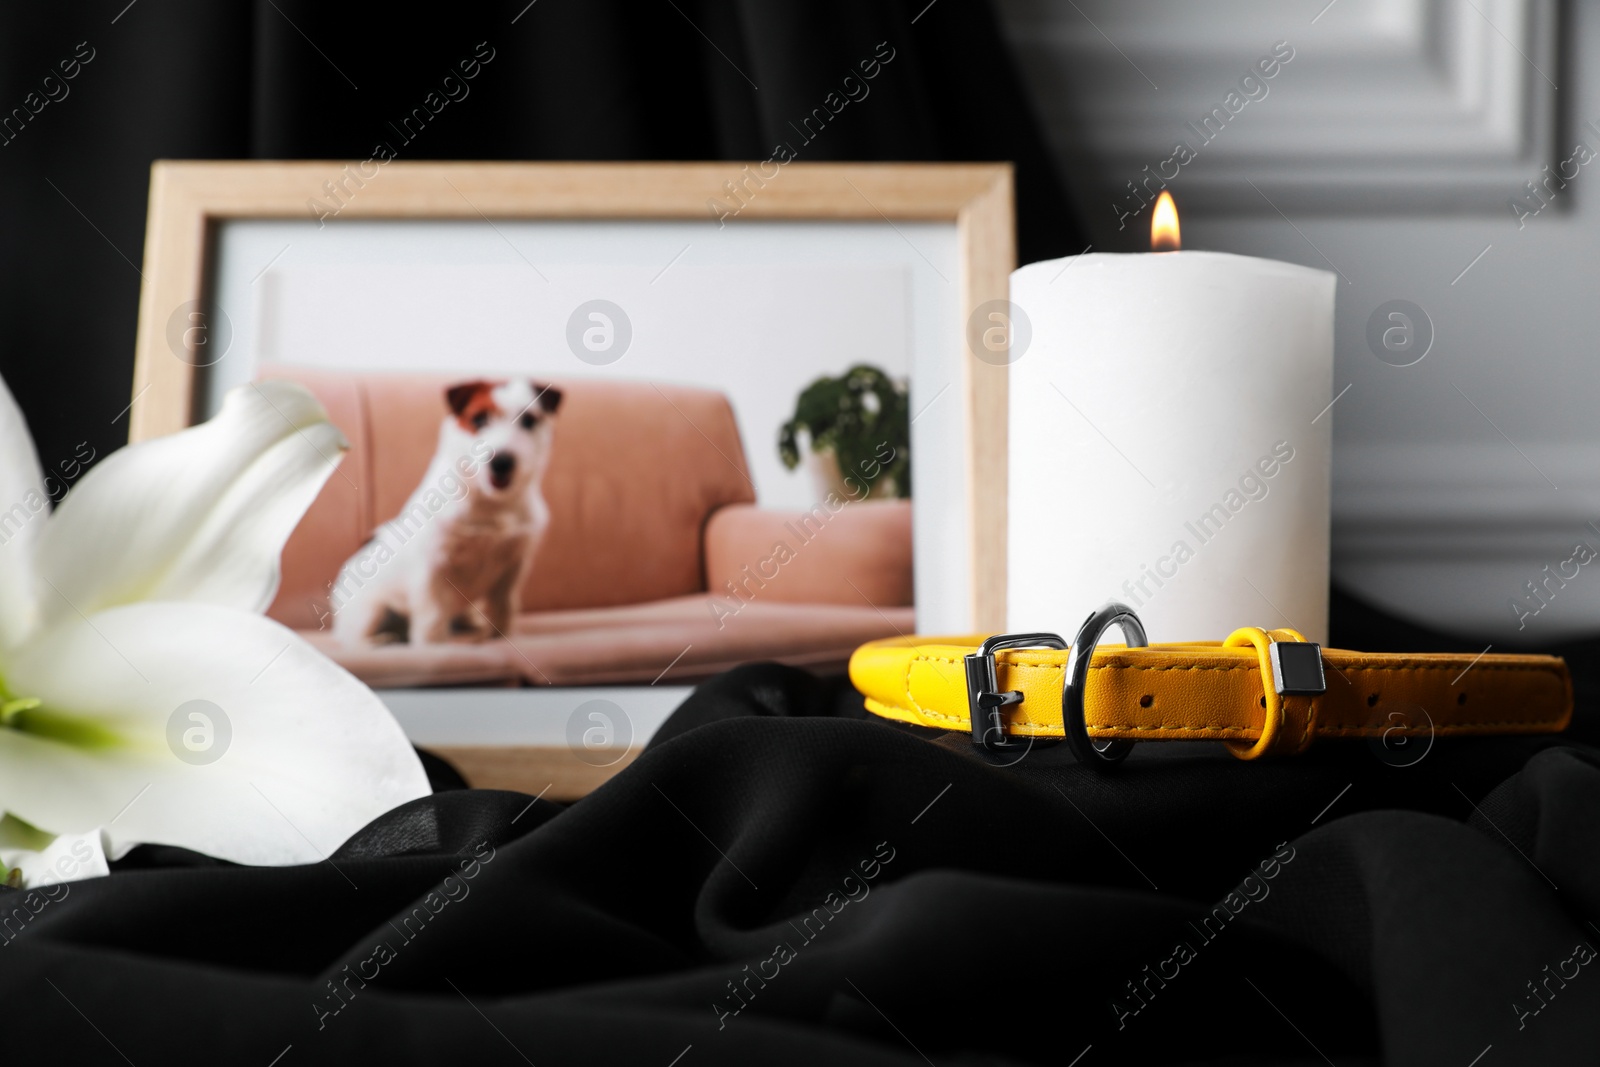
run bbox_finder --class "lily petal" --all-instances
[33,380,346,627]
[0,825,110,887]
[0,602,429,868]
[0,374,47,649]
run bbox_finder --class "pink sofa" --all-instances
[262,367,915,687]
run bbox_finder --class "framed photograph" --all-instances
[129,161,1014,795]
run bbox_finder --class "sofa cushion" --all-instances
[298,595,915,688]
[704,499,913,609]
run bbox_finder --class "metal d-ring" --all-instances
[1062,601,1148,767]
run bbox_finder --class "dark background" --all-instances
[0,0,1079,475]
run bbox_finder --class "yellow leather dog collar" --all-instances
[849,602,1571,764]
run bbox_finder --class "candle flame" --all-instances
[1151,191,1180,251]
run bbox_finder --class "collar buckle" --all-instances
[964,633,1066,752]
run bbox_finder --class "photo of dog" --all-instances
[333,378,562,646]
[257,261,921,689]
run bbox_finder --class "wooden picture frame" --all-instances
[128,161,1014,797]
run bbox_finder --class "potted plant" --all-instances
[778,364,910,500]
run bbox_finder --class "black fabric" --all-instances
[4,643,1599,1065]
[0,0,1081,472]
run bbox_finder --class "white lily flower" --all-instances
[0,374,430,886]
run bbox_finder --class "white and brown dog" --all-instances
[332,379,562,646]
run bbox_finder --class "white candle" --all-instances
[1006,237,1336,643]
